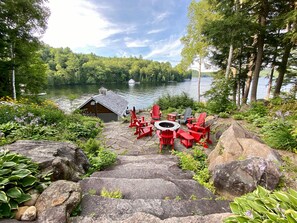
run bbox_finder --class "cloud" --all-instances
[151,12,169,24]
[144,36,182,60]
[147,28,165,34]
[42,0,122,48]
[124,38,150,48]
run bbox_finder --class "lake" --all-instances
[46,77,286,112]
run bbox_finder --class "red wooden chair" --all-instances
[129,109,143,128]
[186,112,207,130]
[156,130,176,152]
[135,119,153,139]
[187,124,212,148]
[150,104,162,124]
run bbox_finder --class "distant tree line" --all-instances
[40,45,192,86]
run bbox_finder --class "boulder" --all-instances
[15,206,29,221]
[212,157,281,197]
[35,180,81,223]
[208,122,281,197]
[1,140,90,181]
[21,206,37,221]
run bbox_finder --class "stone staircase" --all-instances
[74,155,230,221]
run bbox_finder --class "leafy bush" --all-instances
[174,148,214,192]
[155,92,195,110]
[260,120,297,151]
[218,112,230,118]
[0,150,50,219]
[100,187,122,199]
[81,139,117,176]
[224,186,297,222]
[247,102,268,117]
[232,113,245,120]
[204,77,237,114]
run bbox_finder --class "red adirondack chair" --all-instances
[187,124,212,148]
[135,119,153,139]
[186,112,207,130]
[129,108,143,128]
[156,130,176,152]
[150,104,162,124]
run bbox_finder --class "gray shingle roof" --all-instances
[79,90,128,116]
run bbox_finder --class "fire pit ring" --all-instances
[154,120,180,131]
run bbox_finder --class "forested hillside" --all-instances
[40,45,192,86]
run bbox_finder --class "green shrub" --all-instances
[155,92,195,110]
[247,102,268,117]
[174,148,214,192]
[219,112,230,118]
[232,114,245,120]
[224,186,297,222]
[0,150,50,219]
[204,77,237,114]
[260,120,297,151]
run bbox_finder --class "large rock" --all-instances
[208,122,281,197]
[212,157,281,197]
[70,212,232,223]
[35,180,81,223]
[1,140,90,181]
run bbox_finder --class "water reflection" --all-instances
[46,77,288,112]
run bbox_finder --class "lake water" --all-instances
[46,77,287,112]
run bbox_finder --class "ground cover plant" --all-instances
[0,150,50,219]
[174,147,215,193]
[224,186,297,223]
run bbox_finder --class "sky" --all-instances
[41,0,193,67]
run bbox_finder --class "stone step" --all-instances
[115,154,179,164]
[91,160,193,180]
[80,177,214,200]
[78,195,231,221]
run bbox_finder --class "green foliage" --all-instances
[260,120,297,151]
[81,138,117,176]
[247,102,268,117]
[100,187,122,199]
[218,112,230,118]
[232,113,245,120]
[224,186,297,223]
[204,77,237,114]
[0,150,50,219]
[155,93,195,110]
[174,147,214,192]
[0,103,102,145]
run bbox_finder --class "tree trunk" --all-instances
[250,0,268,102]
[225,44,233,79]
[242,51,256,104]
[10,44,16,100]
[197,57,202,102]
[266,65,275,100]
[274,42,293,97]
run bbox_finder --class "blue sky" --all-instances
[42,0,192,66]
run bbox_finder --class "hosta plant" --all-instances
[0,150,49,219]
[224,186,297,223]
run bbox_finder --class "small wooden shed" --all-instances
[79,88,128,122]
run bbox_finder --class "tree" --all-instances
[0,0,49,99]
[180,0,218,102]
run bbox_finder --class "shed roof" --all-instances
[79,90,128,116]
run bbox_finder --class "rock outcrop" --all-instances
[35,180,81,223]
[1,140,90,181]
[208,122,281,197]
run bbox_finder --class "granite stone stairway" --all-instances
[75,155,231,221]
